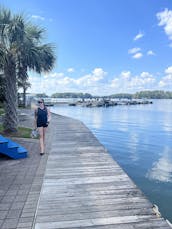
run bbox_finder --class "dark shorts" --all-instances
[37,122,48,128]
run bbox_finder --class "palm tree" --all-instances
[0,9,18,132]
[0,8,55,133]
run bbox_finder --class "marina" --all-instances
[36,97,153,107]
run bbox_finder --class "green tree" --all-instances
[51,92,92,98]
[110,93,133,99]
[0,7,55,132]
[134,90,172,99]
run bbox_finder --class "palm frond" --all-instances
[0,7,11,25]
[37,43,56,72]
[0,7,12,46]
[8,14,25,45]
[26,24,45,42]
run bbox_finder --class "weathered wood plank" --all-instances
[36,202,152,216]
[35,208,154,223]
[35,215,156,229]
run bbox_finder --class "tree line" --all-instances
[51,92,92,98]
[133,90,172,99]
[36,91,172,99]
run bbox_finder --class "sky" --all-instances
[2,0,172,95]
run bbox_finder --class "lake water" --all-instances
[51,99,172,222]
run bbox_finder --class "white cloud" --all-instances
[110,78,120,89]
[128,75,155,89]
[28,67,172,96]
[165,66,172,74]
[158,66,172,88]
[67,68,75,73]
[31,15,45,21]
[92,68,106,78]
[110,71,155,92]
[157,8,172,40]
[147,50,155,56]
[132,52,143,59]
[128,47,141,54]
[140,72,153,78]
[159,75,172,88]
[128,48,143,59]
[159,80,166,87]
[28,68,107,95]
[75,68,106,86]
[133,32,144,41]
[120,71,131,79]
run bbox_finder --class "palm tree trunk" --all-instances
[23,87,26,107]
[3,57,18,133]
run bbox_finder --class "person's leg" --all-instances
[38,127,44,154]
[43,127,47,152]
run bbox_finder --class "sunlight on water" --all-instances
[51,99,172,221]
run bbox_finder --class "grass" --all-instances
[0,105,35,138]
[0,107,34,139]
[0,124,32,138]
[0,108,4,116]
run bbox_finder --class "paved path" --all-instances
[32,114,171,229]
[0,109,52,229]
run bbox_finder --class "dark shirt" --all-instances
[36,107,48,127]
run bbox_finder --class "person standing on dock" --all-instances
[34,99,51,155]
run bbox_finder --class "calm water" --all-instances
[51,100,172,221]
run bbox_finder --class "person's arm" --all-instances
[34,109,37,129]
[47,108,51,123]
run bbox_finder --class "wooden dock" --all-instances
[33,114,171,229]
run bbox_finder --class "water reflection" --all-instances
[91,109,103,129]
[128,133,139,162]
[146,146,172,182]
[115,111,129,132]
[163,113,172,133]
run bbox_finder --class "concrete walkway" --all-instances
[0,111,171,228]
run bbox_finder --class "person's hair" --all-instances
[38,98,45,106]
[40,99,44,104]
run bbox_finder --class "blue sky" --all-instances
[2,0,172,95]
